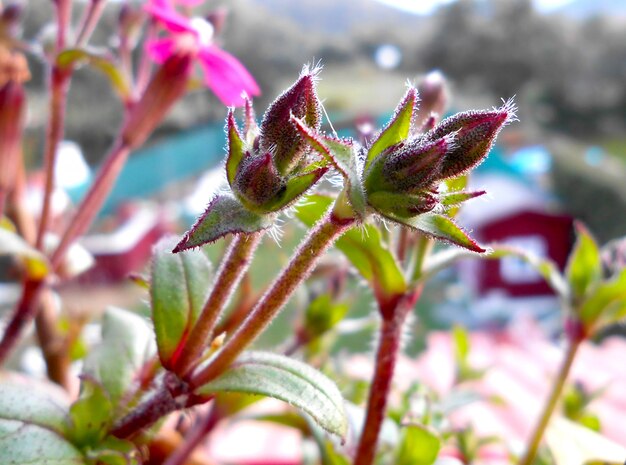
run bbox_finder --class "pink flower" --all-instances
[144,0,260,107]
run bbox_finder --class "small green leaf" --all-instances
[366,87,418,170]
[226,111,245,189]
[444,175,468,218]
[57,49,131,102]
[579,268,626,332]
[305,294,350,338]
[396,423,441,465]
[67,379,112,447]
[174,194,274,251]
[291,116,366,217]
[368,191,436,218]
[0,419,85,465]
[440,190,486,207]
[84,437,141,465]
[0,228,50,279]
[151,237,213,368]
[452,325,469,362]
[83,307,155,411]
[196,351,347,438]
[296,195,407,302]
[265,166,328,212]
[389,212,485,253]
[566,223,602,300]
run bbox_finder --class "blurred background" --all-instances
[11,0,626,332]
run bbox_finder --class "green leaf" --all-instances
[0,380,70,435]
[226,110,245,189]
[196,351,347,438]
[67,379,112,448]
[366,87,418,170]
[56,49,131,102]
[174,194,274,251]
[579,268,626,332]
[265,166,328,212]
[439,190,486,207]
[452,325,469,362]
[444,175,468,218]
[0,419,85,465]
[296,195,407,302]
[305,294,350,338]
[0,379,85,464]
[396,424,441,465]
[84,437,141,465]
[389,212,485,253]
[545,417,626,465]
[0,228,50,279]
[566,223,602,300]
[83,307,155,410]
[151,237,213,368]
[291,116,366,217]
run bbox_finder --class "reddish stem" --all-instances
[162,406,221,465]
[36,66,71,249]
[0,279,44,364]
[75,0,106,47]
[174,232,263,377]
[189,207,356,389]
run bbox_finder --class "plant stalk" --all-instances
[189,205,356,388]
[518,334,581,465]
[174,231,263,377]
[162,406,221,465]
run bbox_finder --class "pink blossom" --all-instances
[144,0,260,107]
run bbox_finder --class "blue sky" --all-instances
[374,0,575,15]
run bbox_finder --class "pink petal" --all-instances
[146,37,178,64]
[175,0,205,5]
[144,0,194,34]
[198,46,260,106]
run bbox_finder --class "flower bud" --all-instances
[121,53,193,149]
[259,69,321,175]
[118,4,143,49]
[424,99,516,179]
[234,152,284,210]
[1,3,22,38]
[368,191,437,219]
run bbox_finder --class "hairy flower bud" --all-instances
[122,53,193,149]
[424,98,516,179]
[234,152,284,210]
[259,69,321,175]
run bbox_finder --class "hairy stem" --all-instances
[353,292,419,465]
[174,232,263,377]
[189,205,356,388]
[518,334,581,465]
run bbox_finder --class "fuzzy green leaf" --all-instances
[396,424,441,465]
[291,116,366,217]
[297,194,407,302]
[389,212,485,253]
[366,87,418,170]
[566,223,602,300]
[0,228,50,279]
[151,237,213,368]
[443,175,468,218]
[67,379,112,448]
[197,351,347,438]
[174,195,274,251]
[226,110,245,188]
[57,49,131,102]
[305,294,350,338]
[0,420,85,465]
[83,307,154,410]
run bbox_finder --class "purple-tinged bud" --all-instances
[121,53,193,149]
[369,191,437,219]
[414,70,448,130]
[425,98,516,179]
[234,152,284,210]
[259,69,321,175]
[1,4,22,37]
[206,7,228,37]
[118,4,143,48]
[0,80,25,194]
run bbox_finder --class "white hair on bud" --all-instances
[495,96,519,125]
[301,59,323,81]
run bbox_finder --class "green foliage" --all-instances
[566,223,602,301]
[305,293,350,339]
[196,351,348,438]
[67,379,112,448]
[151,238,213,368]
[395,424,441,465]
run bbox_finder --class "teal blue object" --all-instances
[74,124,226,215]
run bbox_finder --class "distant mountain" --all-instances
[246,0,421,34]
[545,0,626,18]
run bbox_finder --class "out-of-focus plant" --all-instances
[4,1,622,465]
